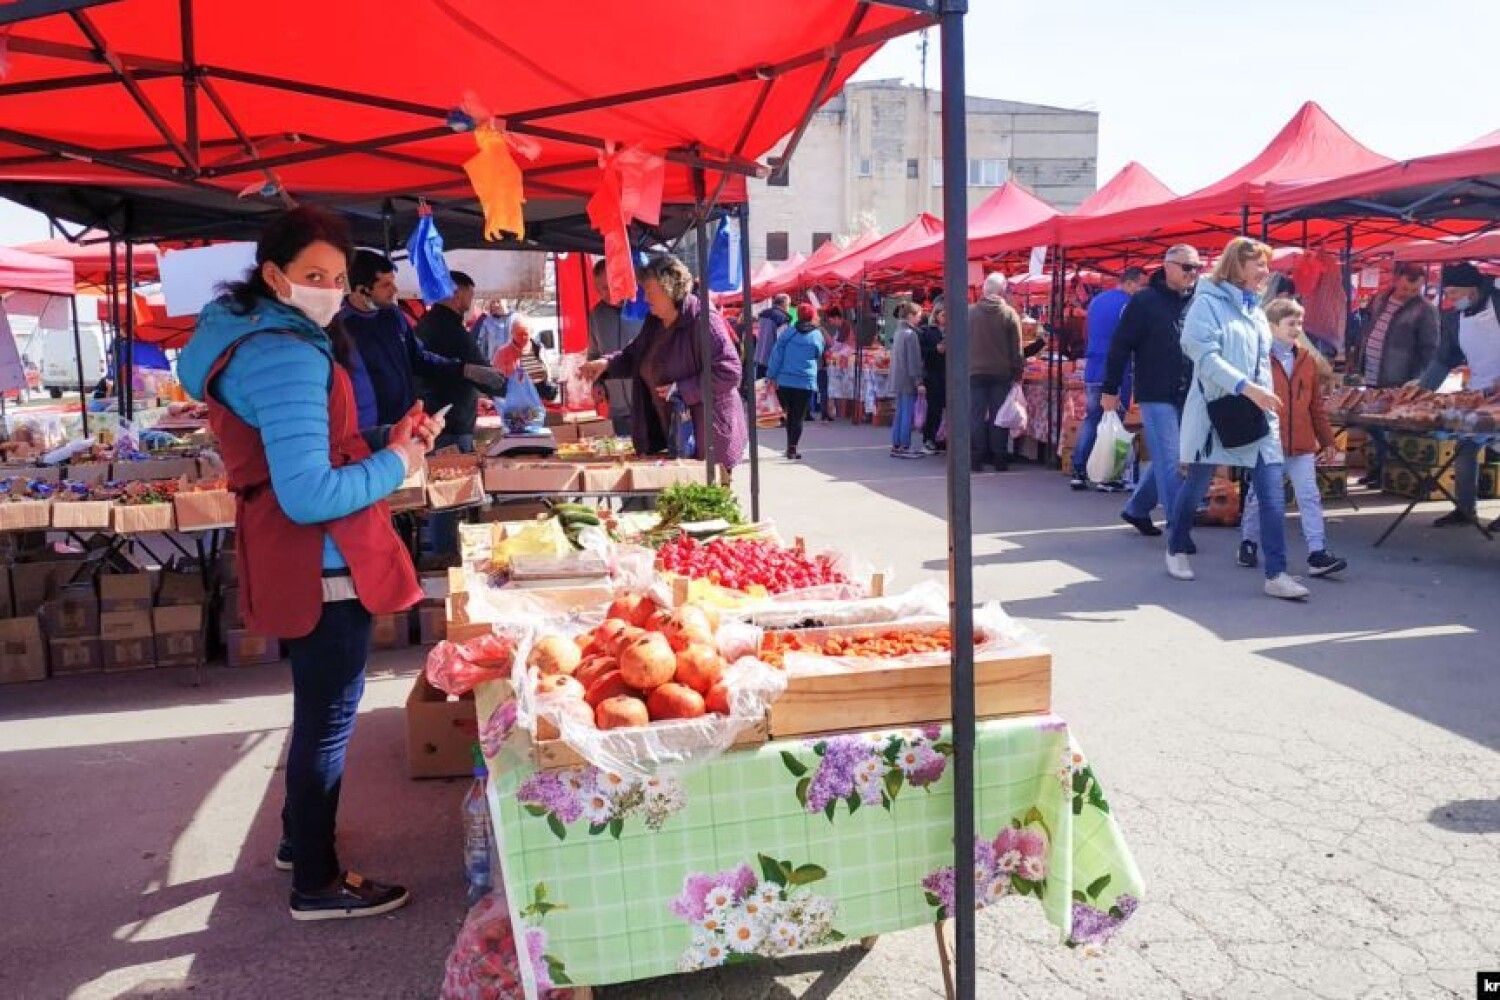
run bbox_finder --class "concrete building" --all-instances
[746,80,1098,268]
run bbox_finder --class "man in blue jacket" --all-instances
[1071,267,1144,489]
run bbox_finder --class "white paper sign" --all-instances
[395,250,547,300]
[160,242,257,317]
[1359,266,1381,289]
[1029,245,1048,277]
[0,306,28,393]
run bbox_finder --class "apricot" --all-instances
[596,695,650,730]
[673,643,724,694]
[528,635,582,676]
[584,669,638,708]
[647,682,706,720]
[618,633,676,690]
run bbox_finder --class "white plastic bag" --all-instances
[994,382,1028,433]
[1086,410,1134,484]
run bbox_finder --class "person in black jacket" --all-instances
[917,303,947,452]
[414,271,490,450]
[1101,244,1203,537]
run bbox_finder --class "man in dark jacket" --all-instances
[754,294,791,378]
[1101,244,1202,536]
[1349,263,1440,484]
[969,273,1025,472]
[414,271,492,450]
[917,303,947,453]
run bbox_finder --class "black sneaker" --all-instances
[1237,540,1258,568]
[1489,516,1500,533]
[1307,550,1347,577]
[1094,480,1127,493]
[275,839,293,872]
[290,871,409,922]
[1120,512,1162,537]
[1433,509,1476,528]
[1357,472,1380,488]
[1069,472,1088,491]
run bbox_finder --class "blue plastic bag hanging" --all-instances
[406,208,455,305]
[708,215,741,293]
[500,369,545,435]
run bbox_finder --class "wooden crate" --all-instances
[532,715,769,771]
[766,621,1051,739]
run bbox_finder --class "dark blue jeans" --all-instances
[282,599,373,892]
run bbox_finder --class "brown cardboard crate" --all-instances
[153,605,205,667]
[111,457,199,482]
[0,500,51,533]
[63,460,111,485]
[479,499,549,523]
[626,460,700,491]
[172,490,235,530]
[405,674,479,778]
[10,558,87,617]
[102,633,156,672]
[157,570,207,607]
[39,584,100,639]
[426,471,486,509]
[111,503,175,534]
[483,460,580,493]
[0,617,46,684]
[50,499,114,530]
[1391,433,1456,468]
[49,636,103,674]
[218,585,245,633]
[574,418,613,440]
[371,611,412,650]
[225,628,280,667]
[387,466,428,512]
[416,605,447,645]
[578,463,630,493]
[100,609,153,639]
[100,573,153,613]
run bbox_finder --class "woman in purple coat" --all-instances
[582,254,748,478]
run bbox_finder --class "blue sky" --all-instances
[852,0,1499,194]
[2,1,1496,243]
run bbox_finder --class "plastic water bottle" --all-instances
[462,744,493,905]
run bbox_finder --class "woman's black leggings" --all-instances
[777,386,812,451]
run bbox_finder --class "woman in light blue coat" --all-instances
[1166,238,1307,600]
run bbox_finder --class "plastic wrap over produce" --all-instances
[771,602,1045,677]
[738,579,947,630]
[425,626,530,696]
[511,616,785,779]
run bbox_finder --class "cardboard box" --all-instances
[225,628,280,667]
[1391,433,1456,469]
[415,605,447,645]
[100,609,153,639]
[173,490,235,530]
[218,585,245,633]
[579,463,630,493]
[111,457,199,482]
[479,499,549,523]
[51,499,114,530]
[100,573,153,613]
[0,500,52,533]
[0,463,56,481]
[419,570,450,606]
[626,460,700,491]
[49,636,103,675]
[0,617,46,684]
[549,421,580,444]
[153,605,205,667]
[40,584,100,639]
[371,611,412,650]
[574,418,613,440]
[387,466,428,513]
[101,618,156,670]
[157,570,207,607]
[10,559,86,617]
[426,471,486,509]
[483,460,580,493]
[111,503,176,534]
[405,674,479,778]
[63,461,111,485]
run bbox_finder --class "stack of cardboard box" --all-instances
[153,566,207,669]
[98,574,156,671]
[1382,433,1500,501]
[414,570,449,645]
[217,548,282,667]
[2,553,89,682]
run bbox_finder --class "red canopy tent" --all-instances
[1391,230,1500,264]
[15,232,161,293]
[0,245,77,296]
[805,212,944,286]
[765,229,882,296]
[871,180,1057,277]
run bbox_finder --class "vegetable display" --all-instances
[654,483,743,528]
[545,501,618,548]
[656,537,848,595]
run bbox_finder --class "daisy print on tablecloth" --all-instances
[516,765,686,840]
[780,726,953,819]
[670,855,844,970]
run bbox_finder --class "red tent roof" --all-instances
[874,181,1057,275]
[16,232,161,292]
[743,252,805,301]
[0,245,76,296]
[0,2,930,238]
[1391,230,1500,264]
[805,213,944,284]
[1265,128,1500,216]
[1060,102,1393,252]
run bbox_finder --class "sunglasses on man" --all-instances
[1168,260,1201,273]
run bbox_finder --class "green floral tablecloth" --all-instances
[476,685,1142,998]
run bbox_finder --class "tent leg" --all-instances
[70,294,90,436]
[691,169,716,485]
[937,5,976,1000]
[738,202,760,522]
[124,239,136,422]
[854,277,865,424]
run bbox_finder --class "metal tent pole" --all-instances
[1341,224,1355,349]
[69,294,90,436]
[854,275,865,424]
[691,169,716,485]
[123,239,135,421]
[738,202,760,521]
[108,236,122,401]
[937,5,976,999]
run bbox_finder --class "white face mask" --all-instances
[276,273,344,328]
[1451,296,1474,313]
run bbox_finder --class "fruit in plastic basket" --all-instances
[587,618,633,657]
[606,593,657,628]
[536,674,586,700]
[705,682,732,715]
[536,699,595,741]
[660,605,715,652]
[528,635,583,676]
[647,682,706,720]
[573,655,618,689]
[584,670,638,708]
[619,633,676,690]
[673,643,723,695]
[596,694,650,729]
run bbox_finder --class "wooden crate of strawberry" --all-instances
[655,535,849,594]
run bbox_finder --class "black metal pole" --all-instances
[691,169,716,485]
[69,293,90,436]
[737,202,760,521]
[938,6,976,1000]
[1341,224,1355,352]
[124,239,135,421]
[108,235,122,402]
[854,275,865,424]
[1240,203,1250,238]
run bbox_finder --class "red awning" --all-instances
[768,229,882,294]
[1059,102,1393,253]
[743,252,806,302]
[15,232,161,292]
[0,245,77,295]
[0,2,930,236]
[805,213,944,285]
[1391,230,1500,264]
[873,181,1057,276]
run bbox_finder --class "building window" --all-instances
[858,156,872,177]
[766,231,789,262]
[930,158,943,186]
[812,232,833,252]
[767,156,789,187]
[906,158,919,179]
[968,158,1007,187]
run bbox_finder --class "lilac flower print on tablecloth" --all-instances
[781,728,954,819]
[671,855,843,970]
[517,765,686,840]
[922,811,1051,920]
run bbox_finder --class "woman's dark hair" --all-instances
[220,206,356,367]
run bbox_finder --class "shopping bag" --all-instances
[1086,410,1134,483]
[500,369,545,434]
[913,390,927,431]
[994,382,1028,434]
[754,379,784,428]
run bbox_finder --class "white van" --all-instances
[36,323,107,397]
